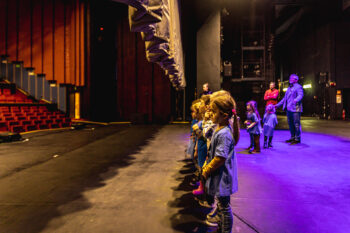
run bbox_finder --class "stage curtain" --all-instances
[112,0,185,89]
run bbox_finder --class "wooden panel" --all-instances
[18,0,32,67]
[0,0,6,55]
[75,0,79,86]
[79,1,85,86]
[54,0,65,83]
[43,0,53,80]
[64,0,71,84]
[32,0,43,73]
[66,0,76,85]
[7,0,18,60]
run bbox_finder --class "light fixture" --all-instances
[303,84,312,89]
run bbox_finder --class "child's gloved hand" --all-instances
[202,156,226,179]
[192,124,199,131]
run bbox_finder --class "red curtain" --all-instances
[116,13,171,122]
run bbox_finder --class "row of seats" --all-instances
[0,88,34,103]
[0,120,71,133]
[0,112,72,132]
[0,86,72,133]
[0,88,12,95]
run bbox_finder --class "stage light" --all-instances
[303,84,312,89]
[283,88,288,92]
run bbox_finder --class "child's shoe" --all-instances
[249,149,260,154]
[205,215,219,227]
[268,136,273,148]
[263,141,268,149]
[192,181,204,195]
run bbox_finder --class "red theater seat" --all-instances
[21,120,32,126]
[38,124,49,130]
[50,123,59,128]
[16,116,26,121]
[11,125,25,133]
[25,125,37,131]
[0,122,7,131]
[3,89,11,95]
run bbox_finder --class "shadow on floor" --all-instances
[0,125,162,233]
[167,159,217,233]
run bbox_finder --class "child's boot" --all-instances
[192,180,204,195]
[253,134,261,152]
[263,136,268,149]
[268,136,273,148]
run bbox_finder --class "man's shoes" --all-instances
[285,138,294,143]
[290,139,301,145]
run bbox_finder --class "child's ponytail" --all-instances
[231,109,240,146]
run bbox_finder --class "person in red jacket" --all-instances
[264,82,279,106]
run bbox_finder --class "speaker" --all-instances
[223,61,232,76]
[318,72,328,84]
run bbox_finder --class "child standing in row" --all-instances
[186,100,201,159]
[263,104,278,148]
[244,100,262,154]
[201,94,239,233]
[192,96,210,195]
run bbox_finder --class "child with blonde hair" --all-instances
[263,104,278,148]
[201,93,240,233]
[244,100,262,154]
[186,100,201,159]
[192,95,211,195]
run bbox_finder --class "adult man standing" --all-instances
[275,74,304,144]
[264,82,279,106]
[200,83,213,96]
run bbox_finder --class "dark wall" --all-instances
[87,1,171,123]
[275,4,350,118]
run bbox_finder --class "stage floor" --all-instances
[0,118,349,233]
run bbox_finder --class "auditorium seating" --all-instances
[0,82,71,133]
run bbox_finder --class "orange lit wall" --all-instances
[0,0,85,86]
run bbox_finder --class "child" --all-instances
[263,104,278,148]
[192,95,211,195]
[186,100,200,159]
[244,100,262,154]
[201,94,240,233]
